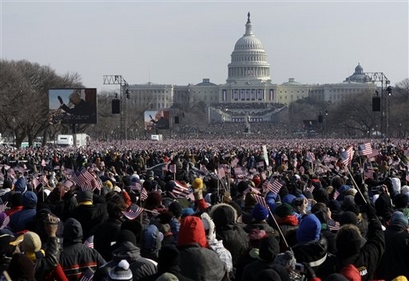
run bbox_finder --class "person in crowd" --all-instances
[209,202,249,267]
[376,211,409,280]
[177,215,227,280]
[92,192,127,261]
[68,190,108,242]
[9,191,37,233]
[97,229,157,280]
[59,218,106,280]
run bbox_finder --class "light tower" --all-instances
[103,75,129,141]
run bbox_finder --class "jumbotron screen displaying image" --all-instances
[49,88,97,124]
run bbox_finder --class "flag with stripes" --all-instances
[333,189,340,200]
[341,146,354,167]
[170,181,192,198]
[78,267,94,281]
[71,169,96,191]
[217,166,226,179]
[200,164,209,174]
[168,164,177,174]
[263,178,283,194]
[122,204,144,220]
[84,235,94,249]
[306,152,316,163]
[251,194,269,209]
[140,188,148,201]
[234,166,245,176]
[358,142,373,156]
[0,215,10,229]
[230,158,239,168]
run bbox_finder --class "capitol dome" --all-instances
[227,12,271,83]
[344,63,371,83]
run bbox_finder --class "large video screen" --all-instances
[49,88,97,124]
[144,110,170,130]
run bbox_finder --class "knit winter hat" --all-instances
[274,203,293,218]
[22,191,37,208]
[258,235,280,262]
[108,259,133,281]
[335,224,362,257]
[274,250,296,270]
[296,214,321,243]
[21,231,42,253]
[390,211,408,229]
[282,194,296,205]
[168,201,183,218]
[252,203,269,221]
[339,211,359,226]
[14,177,27,193]
[192,178,203,189]
[77,190,93,203]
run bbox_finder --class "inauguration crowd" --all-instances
[0,137,408,281]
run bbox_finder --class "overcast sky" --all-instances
[1,0,408,93]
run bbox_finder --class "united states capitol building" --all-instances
[127,13,376,124]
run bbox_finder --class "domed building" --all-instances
[344,63,371,83]
[226,12,271,83]
[127,12,377,125]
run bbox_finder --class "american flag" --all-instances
[217,166,226,179]
[358,143,373,156]
[251,194,269,209]
[140,188,148,201]
[341,146,354,167]
[32,177,41,189]
[200,164,209,174]
[78,267,94,281]
[170,181,192,198]
[230,158,239,168]
[234,166,245,176]
[122,205,144,220]
[71,169,96,191]
[168,164,177,174]
[263,178,283,194]
[0,216,10,229]
[306,151,316,163]
[256,161,264,168]
[84,235,94,249]
[333,189,340,200]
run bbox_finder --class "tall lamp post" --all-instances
[365,72,391,138]
[103,75,130,142]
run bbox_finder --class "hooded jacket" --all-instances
[177,216,226,281]
[102,241,157,280]
[59,218,106,281]
[376,224,409,280]
[209,203,249,266]
[9,191,37,232]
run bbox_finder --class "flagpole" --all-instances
[260,192,290,249]
[347,168,367,204]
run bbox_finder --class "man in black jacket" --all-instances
[376,210,409,280]
[318,201,385,281]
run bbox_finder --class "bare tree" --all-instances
[0,59,82,147]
